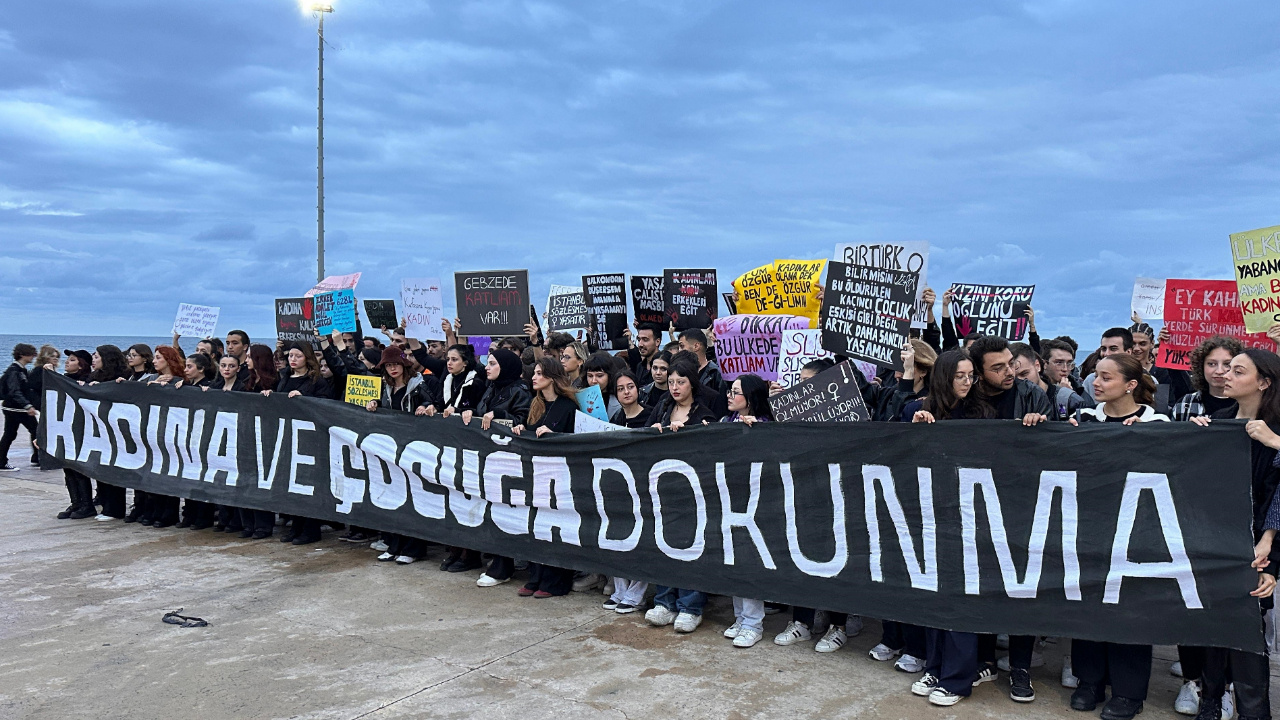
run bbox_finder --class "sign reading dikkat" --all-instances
[713,314,809,382]
[1231,224,1280,333]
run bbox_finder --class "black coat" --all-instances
[530,395,577,434]
[1,363,35,410]
[653,399,719,427]
[477,381,533,424]
[276,373,331,398]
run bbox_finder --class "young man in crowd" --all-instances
[1082,327,1133,402]
[677,328,725,395]
[1009,342,1087,420]
[225,330,251,382]
[625,322,664,387]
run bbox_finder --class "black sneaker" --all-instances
[0,464,18,471]
[1099,696,1142,720]
[973,662,997,687]
[1009,667,1035,703]
[1071,683,1106,711]
[1194,698,1221,720]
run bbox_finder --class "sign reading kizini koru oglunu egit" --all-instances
[38,373,1267,652]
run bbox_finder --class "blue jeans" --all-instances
[653,586,706,616]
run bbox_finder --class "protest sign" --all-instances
[1131,278,1166,322]
[631,275,666,325]
[313,289,358,335]
[304,272,361,298]
[546,284,589,338]
[769,360,870,423]
[834,242,929,298]
[344,375,383,407]
[1157,279,1271,370]
[43,372,1267,651]
[1231,224,1280,333]
[275,297,315,342]
[820,261,916,371]
[722,292,738,315]
[732,263,777,314]
[713,315,809,382]
[664,268,718,330]
[573,411,627,434]
[469,336,493,363]
[770,259,826,325]
[401,278,445,341]
[777,328,834,388]
[455,270,529,337]
[948,284,1035,340]
[575,383,609,421]
[363,299,398,332]
[582,274,629,350]
[171,303,219,338]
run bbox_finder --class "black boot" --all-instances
[69,477,96,519]
[1194,699,1221,720]
[1100,697,1143,720]
[1070,682,1106,712]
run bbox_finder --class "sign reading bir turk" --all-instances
[455,270,528,337]
[820,261,917,371]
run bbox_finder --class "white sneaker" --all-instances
[773,621,812,646]
[645,606,676,627]
[1170,660,1184,677]
[369,540,389,552]
[845,615,863,637]
[377,552,394,561]
[476,573,509,587]
[929,688,963,707]
[1061,655,1079,688]
[733,627,762,648]
[1174,680,1201,715]
[997,650,1044,672]
[394,555,415,565]
[95,514,113,522]
[673,612,702,633]
[815,625,847,653]
[895,654,926,673]
[603,599,618,611]
[911,673,940,696]
[1222,684,1235,720]
[572,573,605,592]
[724,620,742,639]
[869,642,902,662]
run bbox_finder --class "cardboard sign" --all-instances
[730,260,825,327]
[1231,225,1280,333]
[631,275,666,325]
[314,289,358,335]
[948,283,1034,340]
[582,274,629,349]
[575,383,609,421]
[363,299,398,332]
[455,270,529,337]
[401,278,445,341]
[172,303,220,338]
[1158,279,1271,370]
[769,360,869,423]
[546,284,590,337]
[777,328,835,389]
[834,242,929,299]
[820,261,916,371]
[1131,278,1166,322]
[344,375,383,407]
[722,292,739,316]
[713,314,809,382]
[664,268,718,330]
[304,272,362,298]
[275,297,315,342]
[573,410,629,434]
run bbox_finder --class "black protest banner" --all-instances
[39,372,1266,652]
[364,299,398,331]
[455,270,529,337]
[949,284,1035,340]
[769,361,869,422]
[820,261,916,371]
[664,269,718,330]
[546,285,590,333]
[275,297,315,342]
[582,274,629,350]
[631,276,666,325]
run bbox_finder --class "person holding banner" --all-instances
[230,343,279,539]
[182,353,216,389]
[650,362,720,432]
[1189,348,1280,720]
[365,347,428,565]
[609,370,651,429]
[52,350,96,520]
[90,345,131,521]
[430,345,485,419]
[138,345,186,529]
[265,341,330,545]
[1171,337,1244,422]
[1009,343,1085,421]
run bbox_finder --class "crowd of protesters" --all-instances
[4,285,1280,720]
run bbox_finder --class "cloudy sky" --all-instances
[1,0,1277,341]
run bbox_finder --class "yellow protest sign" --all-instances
[345,374,383,406]
[730,260,827,327]
[732,263,777,313]
[1232,224,1280,333]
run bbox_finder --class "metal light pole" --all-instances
[311,3,333,283]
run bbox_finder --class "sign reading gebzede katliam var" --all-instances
[454,270,529,337]
[39,372,1266,652]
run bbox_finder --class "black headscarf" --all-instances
[489,348,524,389]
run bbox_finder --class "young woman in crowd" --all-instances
[512,356,578,597]
[559,341,589,388]
[52,349,95,519]
[26,345,60,411]
[175,352,219,529]
[429,344,485,419]
[89,346,131,521]
[609,370,651,428]
[183,352,216,388]
[364,347,427,565]
[584,352,621,418]
[639,350,672,408]
[213,355,246,392]
[138,345,186,529]
[1189,348,1280,720]
[229,343,280,539]
[720,374,773,649]
[0,343,39,472]
[466,348,532,587]
[117,344,158,523]
[265,341,330,545]
[853,340,936,421]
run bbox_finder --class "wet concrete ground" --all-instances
[0,436,1270,719]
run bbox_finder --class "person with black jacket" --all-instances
[265,341,330,545]
[139,345,186,529]
[609,370,651,428]
[640,351,672,409]
[853,340,936,422]
[365,347,428,564]
[426,344,486,418]
[969,335,1053,423]
[231,344,280,538]
[25,345,59,418]
[89,345,131,520]
[0,343,39,472]
[624,322,664,387]
[52,350,96,519]
[118,343,156,523]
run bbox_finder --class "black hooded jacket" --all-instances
[476,349,532,423]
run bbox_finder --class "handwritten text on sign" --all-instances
[713,314,810,382]
[172,303,220,337]
[820,262,916,371]
[401,278,445,341]
[1157,279,1271,370]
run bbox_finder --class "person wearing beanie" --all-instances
[362,346,427,562]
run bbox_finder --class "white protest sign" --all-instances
[777,329,835,388]
[1131,277,1166,322]
[172,303,220,337]
[573,410,628,434]
[305,272,362,298]
[401,277,445,341]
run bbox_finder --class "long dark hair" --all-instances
[288,341,322,381]
[247,343,279,392]
[1241,348,1280,425]
[527,356,577,426]
[127,343,155,375]
[447,343,477,377]
[922,350,973,420]
[667,361,703,403]
[1096,353,1156,406]
[187,352,216,382]
[92,345,129,383]
[736,373,774,420]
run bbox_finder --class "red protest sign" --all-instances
[1157,279,1271,370]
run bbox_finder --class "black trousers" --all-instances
[925,628,978,696]
[63,469,94,511]
[181,500,214,527]
[794,607,848,628]
[98,482,126,518]
[217,505,244,530]
[881,621,927,659]
[978,633,1036,669]
[486,555,515,581]
[148,494,180,526]
[289,517,321,542]
[386,534,427,558]
[0,410,38,465]
[1203,647,1269,719]
[1177,645,1206,682]
[238,508,274,535]
[524,564,573,595]
[1072,640,1152,701]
